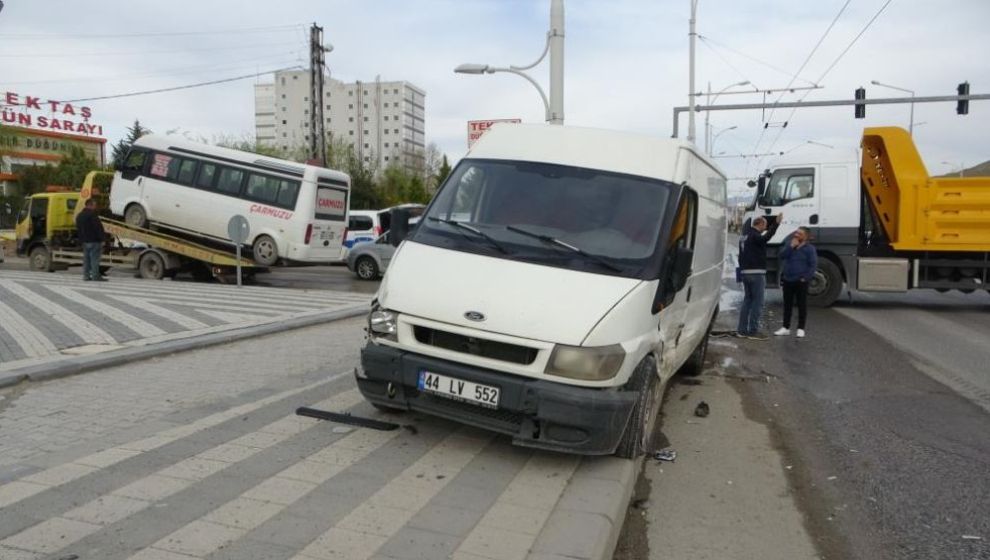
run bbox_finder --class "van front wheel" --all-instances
[615,356,661,459]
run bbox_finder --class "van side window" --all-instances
[148,153,181,181]
[196,163,218,189]
[349,215,373,231]
[669,189,698,250]
[176,159,198,186]
[246,174,280,204]
[276,180,300,208]
[216,168,246,195]
[121,149,147,173]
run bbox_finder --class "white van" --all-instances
[357,124,727,458]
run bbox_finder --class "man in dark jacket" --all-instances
[75,198,106,281]
[736,213,782,338]
[775,226,817,338]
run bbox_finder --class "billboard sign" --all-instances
[0,126,106,165]
[467,118,521,148]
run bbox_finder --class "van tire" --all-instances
[808,258,843,307]
[355,256,379,280]
[29,246,54,272]
[681,320,713,377]
[252,235,279,267]
[615,356,661,459]
[124,204,148,228]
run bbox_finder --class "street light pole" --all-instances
[704,80,749,154]
[871,80,915,135]
[454,0,565,125]
[687,0,699,143]
[710,125,736,156]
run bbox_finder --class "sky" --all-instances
[1,0,988,197]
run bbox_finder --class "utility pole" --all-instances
[687,0,699,144]
[309,23,327,167]
[549,0,565,125]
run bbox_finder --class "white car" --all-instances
[356,124,727,458]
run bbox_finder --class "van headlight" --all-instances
[545,344,625,381]
[368,308,398,340]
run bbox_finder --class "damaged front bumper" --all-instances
[357,342,637,455]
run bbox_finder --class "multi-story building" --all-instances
[254,70,426,172]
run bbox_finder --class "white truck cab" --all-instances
[357,124,727,457]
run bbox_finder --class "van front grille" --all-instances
[413,326,538,365]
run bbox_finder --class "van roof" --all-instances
[133,135,350,183]
[467,123,724,181]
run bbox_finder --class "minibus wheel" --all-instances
[615,356,661,459]
[124,204,148,228]
[252,235,279,266]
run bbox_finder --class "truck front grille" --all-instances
[412,326,538,365]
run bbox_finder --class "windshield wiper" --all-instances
[427,217,508,254]
[505,225,621,273]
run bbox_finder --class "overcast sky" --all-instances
[2,0,987,194]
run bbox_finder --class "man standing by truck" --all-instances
[75,198,106,281]
[775,227,817,338]
[736,213,782,338]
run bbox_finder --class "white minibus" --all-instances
[110,135,350,266]
[357,124,727,458]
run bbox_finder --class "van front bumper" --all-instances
[357,343,637,455]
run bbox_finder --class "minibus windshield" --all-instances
[412,159,676,278]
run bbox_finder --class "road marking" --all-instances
[0,388,362,555]
[452,454,580,560]
[0,299,57,358]
[0,372,351,509]
[293,429,493,560]
[0,279,116,345]
[107,295,210,330]
[46,285,167,338]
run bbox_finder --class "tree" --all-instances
[435,155,452,191]
[14,147,98,195]
[110,120,151,168]
[212,133,284,158]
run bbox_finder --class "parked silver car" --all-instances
[346,233,395,280]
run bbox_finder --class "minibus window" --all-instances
[246,174,280,204]
[176,159,198,186]
[216,168,246,195]
[276,180,300,208]
[196,163,218,189]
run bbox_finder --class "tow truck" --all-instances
[14,171,266,282]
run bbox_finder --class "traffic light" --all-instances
[854,87,866,118]
[957,82,970,115]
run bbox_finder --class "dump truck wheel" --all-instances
[138,251,165,280]
[615,356,661,459]
[29,246,53,272]
[124,204,148,228]
[808,258,843,307]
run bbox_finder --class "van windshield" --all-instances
[412,159,676,278]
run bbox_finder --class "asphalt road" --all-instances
[734,287,990,560]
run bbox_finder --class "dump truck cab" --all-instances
[15,190,82,271]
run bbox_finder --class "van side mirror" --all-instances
[390,208,411,247]
[746,180,756,188]
[652,246,694,313]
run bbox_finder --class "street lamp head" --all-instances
[454,63,490,75]
[870,80,881,85]
[736,81,750,87]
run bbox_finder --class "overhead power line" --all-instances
[0,40,303,58]
[754,0,896,173]
[752,0,852,158]
[698,35,817,86]
[0,24,304,39]
[58,66,302,104]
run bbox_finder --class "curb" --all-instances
[528,456,638,560]
[0,304,368,388]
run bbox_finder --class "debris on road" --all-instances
[694,401,710,417]
[654,449,677,462]
[961,535,984,541]
[295,406,399,431]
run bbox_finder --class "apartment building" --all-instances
[254,70,426,172]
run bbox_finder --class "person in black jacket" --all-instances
[75,198,106,281]
[736,213,782,338]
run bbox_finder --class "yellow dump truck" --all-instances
[746,126,989,306]
[14,171,265,281]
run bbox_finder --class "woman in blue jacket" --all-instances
[774,227,817,338]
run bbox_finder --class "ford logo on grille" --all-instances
[464,311,486,322]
